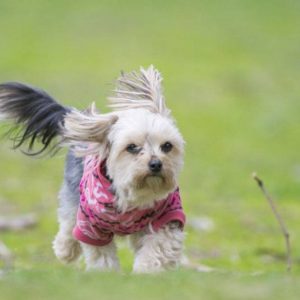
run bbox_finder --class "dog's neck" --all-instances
[100,157,176,213]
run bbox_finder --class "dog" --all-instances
[0,66,185,273]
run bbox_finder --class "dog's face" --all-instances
[105,109,184,209]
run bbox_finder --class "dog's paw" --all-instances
[86,255,120,272]
[133,256,166,274]
[53,233,82,264]
[80,242,120,272]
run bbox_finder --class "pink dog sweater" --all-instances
[73,156,185,246]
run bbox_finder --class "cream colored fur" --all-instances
[130,223,185,273]
[53,189,82,263]
[81,242,120,271]
[109,65,171,116]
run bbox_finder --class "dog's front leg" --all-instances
[130,222,185,273]
[53,195,82,264]
[81,241,120,272]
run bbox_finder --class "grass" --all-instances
[0,0,300,299]
[1,270,300,300]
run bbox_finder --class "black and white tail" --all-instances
[0,82,70,155]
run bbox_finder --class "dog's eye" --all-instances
[161,142,173,153]
[126,144,140,154]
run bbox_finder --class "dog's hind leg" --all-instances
[53,151,83,264]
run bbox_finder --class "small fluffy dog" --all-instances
[0,66,185,273]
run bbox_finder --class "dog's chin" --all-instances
[144,174,164,191]
[138,172,175,195]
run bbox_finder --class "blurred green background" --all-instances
[0,0,300,299]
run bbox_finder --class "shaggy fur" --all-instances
[0,66,185,273]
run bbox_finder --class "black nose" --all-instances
[148,159,162,173]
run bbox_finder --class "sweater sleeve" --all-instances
[151,188,186,232]
[73,207,113,246]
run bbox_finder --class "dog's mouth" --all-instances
[147,173,163,178]
[145,171,165,180]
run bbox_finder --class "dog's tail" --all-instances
[0,82,70,155]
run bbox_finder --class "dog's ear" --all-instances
[109,65,171,117]
[62,102,118,155]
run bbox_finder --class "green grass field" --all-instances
[1,0,300,299]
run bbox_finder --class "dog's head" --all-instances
[63,66,184,210]
[106,107,184,210]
